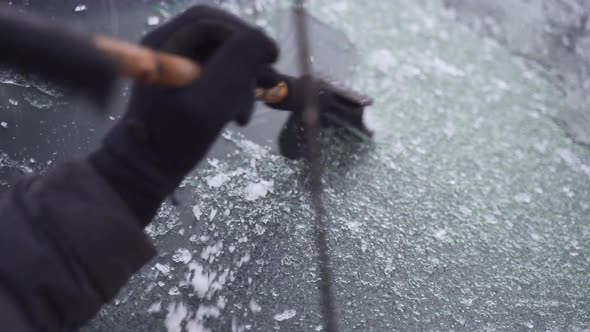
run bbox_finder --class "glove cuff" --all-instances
[88,122,190,226]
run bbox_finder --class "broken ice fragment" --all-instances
[155,263,171,275]
[8,99,18,106]
[243,180,274,201]
[147,16,160,26]
[217,296,227,310]
[148,300,161,313]
[192,205,202,220]
[23,90,54,109]
[74,4,87,12]
[237,252,251,267]
[200,241,223,262]
[273,309,296,321]
[209,208,217,221]
[168,286,180,296]
[0,122,7,129]
[249,299,262,313]
[172,248,192,264]
[165,302,188,332]
[206,173,230,188]
[186,262,214,298]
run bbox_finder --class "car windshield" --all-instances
[1,1,589,331]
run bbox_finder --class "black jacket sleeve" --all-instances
[0,160,156,331]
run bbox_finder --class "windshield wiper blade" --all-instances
[292,1,339,331]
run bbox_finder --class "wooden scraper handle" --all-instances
[93,36,288,104]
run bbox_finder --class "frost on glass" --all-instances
[444,0,590,145]
[0,0,582,331]
[0,67,65,110]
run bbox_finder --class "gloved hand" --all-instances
[89,6,278,224]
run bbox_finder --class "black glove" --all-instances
[89,6,278,225]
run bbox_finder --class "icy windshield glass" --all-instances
[0,1,588,331]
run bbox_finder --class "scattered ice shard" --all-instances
[147,16,160,26]
[206,173,230,188]
[148,300,161,313]
[172,248,192,264]
[168,286,180,296]
[155,263,171,275]
[165,302,188,332]
[243,180,274,201]
[192,205,202,220]
[187,262,214,298]
[74,4,87,12]
[273,309,296,321]
[249,299,262,313]
[23,90,54,110]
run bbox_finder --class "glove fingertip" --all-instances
[235,108,253,126]
[238,28,279,65]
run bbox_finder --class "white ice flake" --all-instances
[155,263,171,275]
[74,4,87,12]
[147,16,160,26]
[243,180,274,201]
[187,262,215,298]
[249,299,262,313]
[172,248,193,264]
[192,205,202,220]
[168,286,180,296]
[148,300,161,313]
[273,309,296,321]
[201,241,223,262]
[165,302,188,332]
[206,173,230,188]
[209,208,218,221]
[237,252,251,267]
